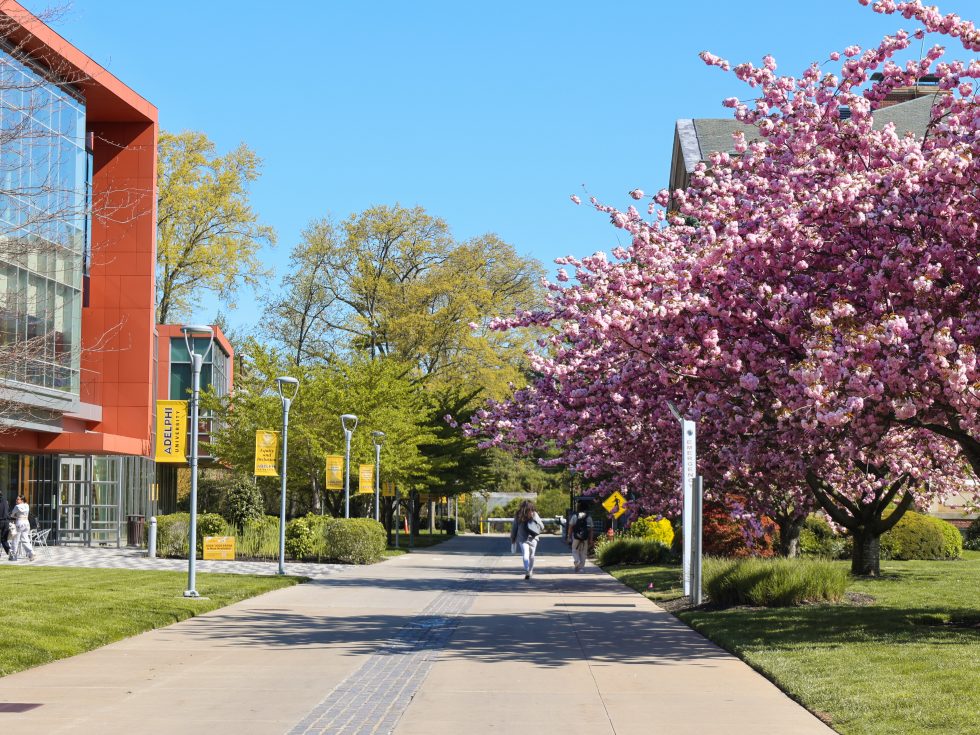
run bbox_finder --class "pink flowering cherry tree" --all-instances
[470,0,980,576]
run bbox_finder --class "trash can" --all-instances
[126,515,146,546]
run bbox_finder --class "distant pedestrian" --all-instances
[10,495,34,562]
[567,500,594,572]
[511,499,543,580]
[0,494,10,559]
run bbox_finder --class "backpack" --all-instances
[525,516,544,538]
[572,513,590,541]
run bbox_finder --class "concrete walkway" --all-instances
[0,535,835,734]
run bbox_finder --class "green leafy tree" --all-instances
[156,130,275,322]
[204,341,434,518]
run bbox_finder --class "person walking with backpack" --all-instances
[511,499,543,580]
[567,500,594,572]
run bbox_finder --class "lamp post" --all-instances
[181,324,214,598]
[371,431,385,522]
[341,414,358,518]
[667,400,700,604]
[276,376,299,575]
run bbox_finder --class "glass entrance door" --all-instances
[57,457,89,544]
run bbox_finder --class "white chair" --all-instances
[29,528,50,547]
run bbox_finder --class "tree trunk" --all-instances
[777,515,804,558]
[851,530,881,577]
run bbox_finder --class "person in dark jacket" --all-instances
[0,494,10,559]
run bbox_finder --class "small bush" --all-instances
[222,477,265,528]
[703,556,847,607]
[881,511,959,560]
[936,518,964,559]
[285,514,330,560]
[596,537,671,566]
[325,518,386,564]
[628,516,675,547]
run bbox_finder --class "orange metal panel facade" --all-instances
[1,0,158,458]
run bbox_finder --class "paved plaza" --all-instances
[0,535,834,734]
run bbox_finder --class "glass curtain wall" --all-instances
[0,453,155,545]
[0,42,88,394]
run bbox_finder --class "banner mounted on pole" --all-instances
[154,400,188,463]
[358,464,374,494]
[254,430,279,477]
[325,455,344,490]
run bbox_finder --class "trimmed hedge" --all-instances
[596,537,671,566]
[154,513,386,564]
[703,556,848,607]
[880,511,961,560]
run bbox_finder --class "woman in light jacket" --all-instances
[510,499,543,580]
[10,495,34,562]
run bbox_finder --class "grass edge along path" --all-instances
[0,566,303,678]
[607,553,980,735]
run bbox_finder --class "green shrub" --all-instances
[703,556,847,607]
[965,518,980,551]
[222,477,265,528]
[627,516,675,547]
[936,518,964,559]
[155,513,190,558]
[799,514,849,559]
[325,518,387,564]
[596,537,670,566]
[285,514,330,560]
[880,511,958,560]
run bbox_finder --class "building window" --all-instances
[0,42,88,396]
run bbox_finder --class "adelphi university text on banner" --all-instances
[254,430,279,477]
[155,401,188,463]
[325,455,344,490]
[358,464,374,494]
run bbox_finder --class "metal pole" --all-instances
[344,428,351,518]
[692,476,704,606]
[185,349,202,597]
[394,489,400,549]
[454,495,459,534]
[374,442,381,522]
[278,396,291,575]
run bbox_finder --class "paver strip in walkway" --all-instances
[289,554,498,735]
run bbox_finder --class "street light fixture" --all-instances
[341,413,358,518]
[181,324,214,598]
[276,376,300,575]
[371,430,385,522]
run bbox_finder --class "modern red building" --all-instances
[0,1,159,544]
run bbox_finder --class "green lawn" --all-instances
[608,551,980,735]
[0,566,302,678]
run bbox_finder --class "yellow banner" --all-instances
[325,455,344,490]
[254,430,279,477]
[154,400,188,463]
[382,481,395,498]
[357,464,374,493]
[358,464,374,494]
[203,536,235,560]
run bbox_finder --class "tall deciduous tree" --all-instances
[156,131,274,323]
[264,204,543,399]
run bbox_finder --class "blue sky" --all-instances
[34,0,977,331]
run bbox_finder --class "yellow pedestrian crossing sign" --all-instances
[602,491,628,519]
